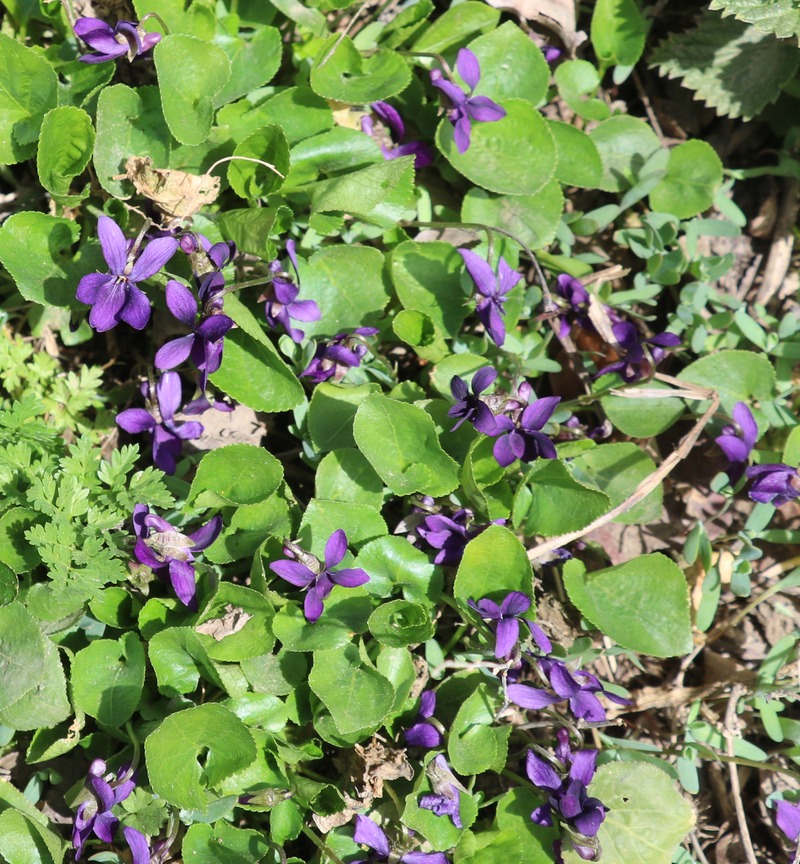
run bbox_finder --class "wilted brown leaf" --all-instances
[123,156,220,224]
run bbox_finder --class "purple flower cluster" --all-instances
[448,369,561,468]
[361,101,434,169]
[419,755,464,828]
[72,760,138,859]
[526,730,607,862]
[74,16,161,63]
[431,49,506,153]
[261,240,320,342]
[132,504,222,609]
[353,815,448,864]
[468,592,552,660]
[458,248,522,347]
[415,504,502,567]
[269,529,370,623]
[301,327,379,384]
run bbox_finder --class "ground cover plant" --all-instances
[1,0,800,862]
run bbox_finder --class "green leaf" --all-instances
[182,822,271,864]
[147,627,227,696]
[461,181,564,251]
[413,1,499,53]
[154,35,231,146]
[563,554,693,657]
[548,121,604,189]
[354,393,460,497]
[36,107,94,204]
[0,780,64,863]
[316,450,385,509]
[216,206,292,259]
[678,349,775,414]
[195,584,275,662]
[297,245,390,338]
[368,600,435,647]
[356,536,442,605]
[145,703,257,811]
[468,22,549,106]
[591,0,647,68]
[651,11,799,120]
[220,87,333,146]
[0,810,55,864]
[271,593,372,651]
[570,443,662,525]
[213,27,282,107]
[309,644,394,735]
[448,685,511,775]
[310,36,410,104]
[436,99,556,196]
[0,211,82,309]
[648,139,723,219]
[71,633,145,726]
[391,241,471,338]
[454,525,533,606]
[311,156,417,229]
[0,506,41,572]
[308,382,381,452]
[228,125,290,198]
[299,499,387,555]
[494,788,557,864]
[0,637,69,732]
[0,33,58,164]
[589,115,661,193]
[564,762,694,864]
[0,603,47,713]
[393,309,449,363]
[211,293,304,413]
[93,84,171,198]
[189,444,283,508]
[601,380,685,437]
[554,61,611,121]
[287,127,382,187]
[709,0,800,39]
[403,768,478,849]
[523,459,611,536]
[134,0,216,38]
[0,562,17,607]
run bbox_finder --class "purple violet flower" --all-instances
[775,799,800,857]
[116,372,203,474]
[458,248,521,347]
[122,827,151,864]
[419,755,464,828]
[404,691,442,749]
[74,17,161,63]
[448,368,499,434]
[353,815,449,864]
[300,328,379,384]
[416,508,504,567]
[154,280,234,390]
[132,504,222,610]
[179,232,236,274]
[492,396,560,468]
[467,592,552,660]
[76,216,178,332]
[269,530,370,623]
[716,402,758,484]
[508,658,629,723]
[431,49,506,154]
[553,274,591,338]
[594,321,680,383]
[261,240,320,342]
[72,760,136,860]
[746,463,800,507]
[526,729,608,861]
[361,102,434,169]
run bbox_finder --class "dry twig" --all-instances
[723,684,759,864]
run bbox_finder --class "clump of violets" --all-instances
[73,17,161,63]
[508,658,629,723]
[352,815,449,864]
[154,279,233,390]
[404,691,442,749]
[492,396,561,468]
[269,529,370,623]
[261,240,320,342]
[716,402,758,484]
[419,755,464,828]
[594,320,681,383]
[116,372,204,474]
[746,463,800,507]
[361,101,434,169]
[301,328,379,384]
[132,504,222,609]
[458,248,522,347]
[468,592,552,660]
[76,216,178,332]
[415,505,504,567]
[526,730,608,862]
[72,760,136,860]
[431,49,506,153]
[775,798,800,858]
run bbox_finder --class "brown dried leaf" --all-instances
[123,156,220,223]
[188,404,265,452]
[195,604,253,641]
